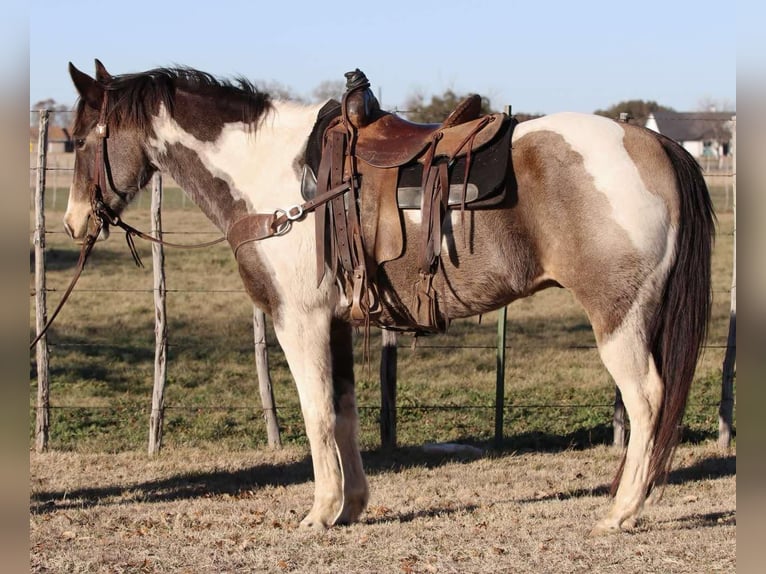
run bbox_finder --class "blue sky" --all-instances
[29,0,737,114]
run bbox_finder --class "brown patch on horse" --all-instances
[621,125,681,225]
[511,130,652,340]
[374,192,544,326]
[158,143,250,231]
[235,244,283,321]
[155,143,283,319]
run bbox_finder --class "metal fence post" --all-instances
[495,307,507,448]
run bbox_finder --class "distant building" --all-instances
[29,125,73,154]
[645,111,734,159]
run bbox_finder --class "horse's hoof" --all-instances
[333,498,367,526]
[589,520,621,537]
[299,515,331,531]
[621,516,638,530]
[300,512,332,532]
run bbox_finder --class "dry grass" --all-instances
[30,442,735,573]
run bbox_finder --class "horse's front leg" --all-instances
[272,310,367,528]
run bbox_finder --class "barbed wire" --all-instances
[29,109,736,447]
[34,338,733,352]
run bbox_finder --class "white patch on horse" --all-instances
[150,101,325,214]
[150,99,333,298]
[514,113,668,256]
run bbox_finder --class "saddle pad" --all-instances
[394,117,514,209]
[301,116,515,209]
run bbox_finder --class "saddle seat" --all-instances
[351,94,505,168]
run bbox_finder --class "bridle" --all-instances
[30,89,356,350]
[30,90,224,350]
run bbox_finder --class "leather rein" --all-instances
[30,93,224,350]
[31,92,354,350]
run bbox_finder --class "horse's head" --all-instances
[65,60,157,241]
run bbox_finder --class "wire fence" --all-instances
[29,109,737,452]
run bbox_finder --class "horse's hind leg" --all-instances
[590,311,664,535]
[329,318,369,524]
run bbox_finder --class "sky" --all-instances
[29,0,739,115]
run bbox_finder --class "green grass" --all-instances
[30,183,735,453]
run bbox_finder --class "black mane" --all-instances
[75,67,273,135]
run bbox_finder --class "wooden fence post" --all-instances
[33,110,50,453]
[253,307,281,448]
[148,173,168,455]
[719,115,736,449]
[495,307,507,448]
[380,329,397,448]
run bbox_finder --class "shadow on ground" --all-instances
[31,434,735,516]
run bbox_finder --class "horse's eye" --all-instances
[75,138,86,149]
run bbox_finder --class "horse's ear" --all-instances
[69,62,103,110]
[94,59,112,82]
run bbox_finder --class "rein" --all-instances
[30,92,225,351]
[31,91,352,350]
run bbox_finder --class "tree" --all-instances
[255,80,305,103]
[403,89,495,123]
[30,98,71,128]
[311,79,345,103]
[697,96,735,113]
[513,112,544,123]
[593,100,675,127]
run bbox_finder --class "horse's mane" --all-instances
[74,67,273,135]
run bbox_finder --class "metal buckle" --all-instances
[96,123,108,138]
[286,205,304,221]
[272,209,292,236]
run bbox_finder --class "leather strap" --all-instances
[227,175,352,259]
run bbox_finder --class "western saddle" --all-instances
[310,69,514,334]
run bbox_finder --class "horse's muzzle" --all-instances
[63,215,110,243]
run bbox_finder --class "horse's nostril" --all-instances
[63,221,74,239]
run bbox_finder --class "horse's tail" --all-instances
[637,134,716,494]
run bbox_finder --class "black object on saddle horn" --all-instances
[342,69,380,129]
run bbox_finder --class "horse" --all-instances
[63,60,714,534]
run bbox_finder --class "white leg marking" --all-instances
[272,307,343,529]
[591,226,677,534]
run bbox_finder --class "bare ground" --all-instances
[30,441,735,573]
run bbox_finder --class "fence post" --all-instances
[718,115,736,449]
[34,110,50,453]
[148,173,168,455]
[495,307,507,448]
[380,329,397,448]
[253,307,281,448]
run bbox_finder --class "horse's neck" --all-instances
[152,142,249,233]
[148,99,322,234]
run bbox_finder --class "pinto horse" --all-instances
[64,60,714,534]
